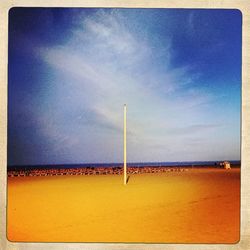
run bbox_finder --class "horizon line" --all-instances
[8,159,241,167]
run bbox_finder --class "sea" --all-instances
[8,160,241,171]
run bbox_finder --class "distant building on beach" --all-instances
[220,161,231,169]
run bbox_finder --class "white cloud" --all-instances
[35,10,219,162]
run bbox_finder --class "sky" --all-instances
[8,8,242,165]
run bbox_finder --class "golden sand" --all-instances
[7,168,240,243]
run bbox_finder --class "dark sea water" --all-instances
[8,160,241,171]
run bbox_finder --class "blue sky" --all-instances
[8,8,242,165]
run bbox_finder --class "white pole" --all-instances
[124,104,127,185]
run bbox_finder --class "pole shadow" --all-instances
[126,175,130,184]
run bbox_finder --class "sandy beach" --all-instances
[7,168,240,243]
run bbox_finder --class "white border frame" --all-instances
[1,1,249,249]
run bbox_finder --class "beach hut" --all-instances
[223,161,231,169]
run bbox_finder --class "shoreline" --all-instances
[7,164,240,177]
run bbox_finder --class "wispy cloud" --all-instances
[166,123,222,136]
[18,9,236,163]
